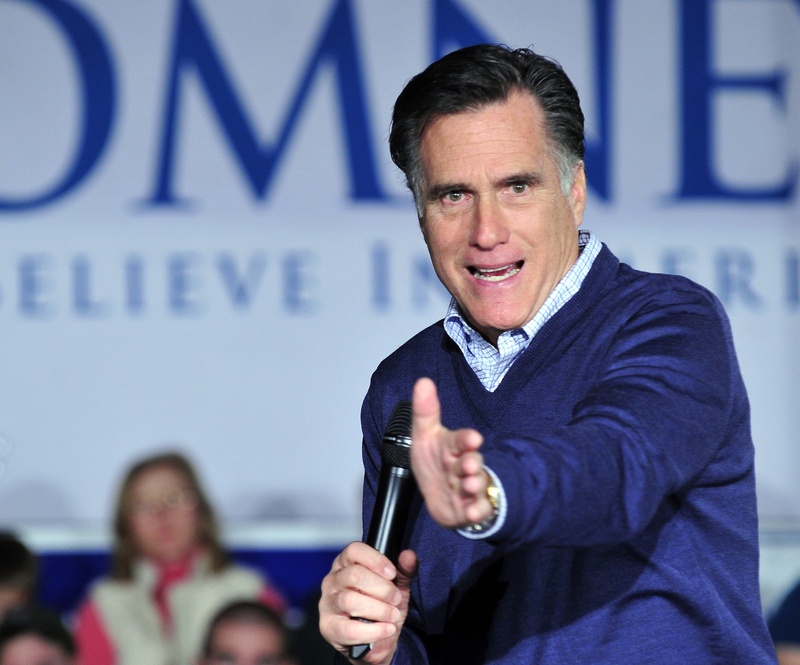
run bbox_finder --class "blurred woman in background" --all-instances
[74,451,285,665]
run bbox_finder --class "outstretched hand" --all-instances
[410,377,494,528]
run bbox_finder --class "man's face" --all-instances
[202,619,292,665]
[419,90,586,345]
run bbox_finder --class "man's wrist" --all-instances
[462,469,502,535]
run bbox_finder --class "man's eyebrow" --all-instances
[425,182,470,202]
[498,171,544,187]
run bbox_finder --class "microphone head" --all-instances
[381,401,412,469]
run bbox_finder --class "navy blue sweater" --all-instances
[359,245,775,664]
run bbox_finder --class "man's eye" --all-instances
[445,191,463,202]
[509,182,528,193]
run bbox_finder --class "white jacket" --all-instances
[91,556,263,665]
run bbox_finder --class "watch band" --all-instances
[463,471,501,534]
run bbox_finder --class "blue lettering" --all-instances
[432,0,493,57]
[585,0,613,200]
[371,243,390,311]
[788,250,800,309]
[19,255,54,317]
[283,252,318,314]
[677,0,797,200]
[433,0,613,199]
[168,253,203,314]
[73,256,108,317]
[149,0,385,206]
[0,0,115,212]
[412,256,448,310]
[715,249,762,308]
[217,253,267,310]
[126,255,145,314]
[661,247,697,281]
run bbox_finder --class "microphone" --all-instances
[350,400,416,660]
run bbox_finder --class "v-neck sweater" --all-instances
[357,244,775,664]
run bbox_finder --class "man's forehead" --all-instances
[420,90,544,139]
[420,107,550,191]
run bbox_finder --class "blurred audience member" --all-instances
[197,600,296,665]
[74,451,286,665]
[770,579,800,665]
[0,606,75,665]
[0,534,37,620]
[289,589,336,665]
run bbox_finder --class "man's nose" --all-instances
[469,196,510,249]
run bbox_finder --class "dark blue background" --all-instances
[36,547,340,614]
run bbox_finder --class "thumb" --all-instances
[412,377,441,439]
[394,549,418,591]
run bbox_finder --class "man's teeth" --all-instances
[473,264,520,282]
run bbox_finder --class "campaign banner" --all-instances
[0,0,798,532]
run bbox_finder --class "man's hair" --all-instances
[201,600,287,657]
[0,606,75,657]
[389,43,585,215]
[111,451,229,580]
[0,533,37,597]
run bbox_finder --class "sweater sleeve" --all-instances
[74,599,116,665]
[483,283,751,549]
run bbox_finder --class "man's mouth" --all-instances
[469,261,523,282]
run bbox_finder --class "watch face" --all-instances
[487,484,501,509]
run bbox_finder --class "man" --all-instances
[0,607,75,665]
[197,600,295,665]
[319,44,776,664]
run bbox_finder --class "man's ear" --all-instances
[570,161,587,228]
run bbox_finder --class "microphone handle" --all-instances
[350,461,416,659]
[367,465,415,562]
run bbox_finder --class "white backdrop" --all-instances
[0,0,798,534]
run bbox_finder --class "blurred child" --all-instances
[0,606,75,665]
[198,600,296,665]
